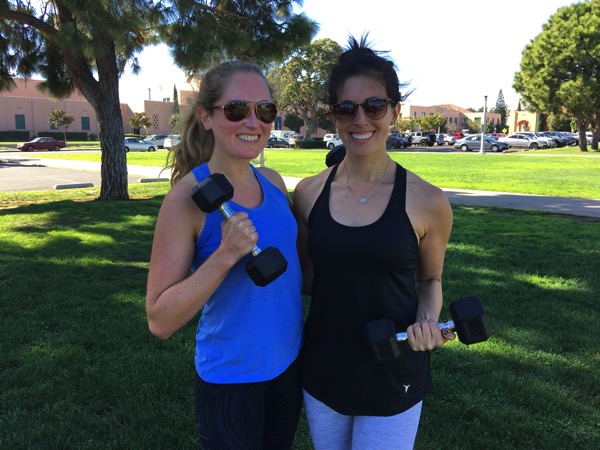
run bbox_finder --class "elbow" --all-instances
[147,318,175,341]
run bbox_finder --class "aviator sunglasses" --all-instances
[330,97,395,124]
[213,100,278,124]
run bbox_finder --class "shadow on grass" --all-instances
[1,199,599,449]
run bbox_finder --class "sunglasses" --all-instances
[330,97,394,124]
[213,100,278,124]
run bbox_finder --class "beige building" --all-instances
[1,78,536,138]
[0,78,193,138]
[400,103,503,132]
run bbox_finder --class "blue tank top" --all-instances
[191,163,303,383]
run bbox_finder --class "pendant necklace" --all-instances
[344,157,391,204]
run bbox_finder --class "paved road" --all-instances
[1,152,599,219]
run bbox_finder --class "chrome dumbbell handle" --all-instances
[394,320,455,341]
[218,203,262,257]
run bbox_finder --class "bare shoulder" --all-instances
[406,170,450,210]
[256,166,288,195]
[293,167,333,219]
[405,170,452,238]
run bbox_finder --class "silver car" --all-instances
[454,135,510,152]
[499,134,546,149]
[124,137,156,152]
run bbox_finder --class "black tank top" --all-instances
[301,162,433,416]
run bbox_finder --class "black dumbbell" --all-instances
[191,173,288,287]
[365,296,491,364]
[325,144,346,167]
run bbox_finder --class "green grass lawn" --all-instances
[25,147,600,199]
[1,153,599,449]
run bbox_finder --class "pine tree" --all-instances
[172,85,179,114]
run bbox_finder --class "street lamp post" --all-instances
[480,95,488,154]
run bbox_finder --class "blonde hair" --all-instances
[165,60,272,184]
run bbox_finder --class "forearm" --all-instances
[146,246,237,339]
[414,278,443,322]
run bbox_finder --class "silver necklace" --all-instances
[344,157,392,204]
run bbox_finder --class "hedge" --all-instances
[0,131,30,141]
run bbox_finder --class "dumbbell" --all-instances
[325,144,346,167]
[191,173,288,287]
[365,296,491,364]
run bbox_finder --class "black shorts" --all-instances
[194,357,302,450]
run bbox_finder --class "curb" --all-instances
[54,182,94,190]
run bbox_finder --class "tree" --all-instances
[172,84,179,114]
[127,112,151,136]
[283,113,304,133]
[0,1,317,200]
[491,89,509,130]
[48,108,74,143]
[169,113,182,129]
[272,38,343,138]
[416,113,445,133]
[513,0,600,151]
[394,117,412,133]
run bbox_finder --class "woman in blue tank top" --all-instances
[146,61,304,449]
[293,36,455,449]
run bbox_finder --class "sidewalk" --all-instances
[4,155,600,219]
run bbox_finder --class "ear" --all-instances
[197,107,212,131]
[391,103,400,123]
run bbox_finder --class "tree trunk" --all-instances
[73,37,129,200]
[577,117,588,152]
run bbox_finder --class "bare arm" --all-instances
[406,178,454,350]
[145,176,258,339]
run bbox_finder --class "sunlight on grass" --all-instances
[515,273,587,291]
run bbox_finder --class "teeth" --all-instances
[351,132,374,140]
[239,134,259,142]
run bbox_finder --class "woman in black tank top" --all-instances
[292,35,454,449]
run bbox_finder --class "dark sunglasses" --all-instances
[213,100,278,124]
[330,97,394,124]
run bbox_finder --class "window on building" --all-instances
[421,112,425,117]
[15,114,25,129]
[475,118,481,123]
[413,112,417,118]
[81,117,90,130]
[461,118,468,124]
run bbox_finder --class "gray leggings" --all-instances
[303,390,422,450]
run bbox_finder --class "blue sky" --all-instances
[119,0,581,111]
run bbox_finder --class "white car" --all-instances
[325,136,343,149]
[164,135,181,149]
[323,133,339,142]
[143,134,169,148]
[124,137,156,152]
[442,134,456,145]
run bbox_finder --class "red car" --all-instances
[17,137,67,152]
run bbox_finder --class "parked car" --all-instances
[454,135,509,152]
[323,133,339,142]
[289,135,304,146]
[539,131,568,147]
[442,134,456,146]
[410,131,436,146]
[124,137,156,152]
[515,132,554,148]
[266,137,290,148]
[447,131,464,140]
[163,135,181,149]
[433,134,446,146]
[17,137,66,152]
[326,136,343,149]
[386,135,408,149]
[499,134,546,149]
[143,134,169,148]
[389,132,412,147]
[488,132,506,141]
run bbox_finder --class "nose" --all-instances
[245,105,261,127]
[353,105,370,124]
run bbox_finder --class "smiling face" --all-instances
[334,75,399,157]
[198,71,273,161]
